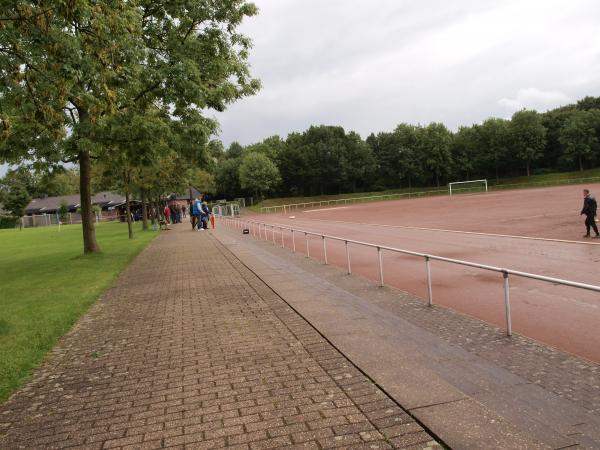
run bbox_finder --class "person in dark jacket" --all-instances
[200,201,210,230]
[581,189,599,238]
[192,197,201,230]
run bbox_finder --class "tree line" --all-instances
[213,96,600,199]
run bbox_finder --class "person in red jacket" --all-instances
[164,204,171,224]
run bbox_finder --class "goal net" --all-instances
[448,179,488,196]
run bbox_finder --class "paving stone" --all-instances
[0,226,438,450]
[219,223,600,447]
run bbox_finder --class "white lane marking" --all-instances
[279,217,600,246]
[303,206,351,213]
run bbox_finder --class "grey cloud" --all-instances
[214,0,600,145]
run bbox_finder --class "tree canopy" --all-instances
[0,0,260,251]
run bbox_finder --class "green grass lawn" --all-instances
[0,222,157,403]
[251,167,600,211]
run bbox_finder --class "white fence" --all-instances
[212,203,240,218]
[20,211,119,228]
[221,216,600,337]
[260,190,447,214]
[260,176,600,214]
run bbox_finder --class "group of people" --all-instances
[163,204,186,224]
[190,197,211,231]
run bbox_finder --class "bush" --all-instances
[0,215,19,229]
[531,167,555,176]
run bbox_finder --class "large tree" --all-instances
[215,158,243,198]
[477,118,511,181]
[510,110,547,176]
[239,152,280,200]
[417,123,453,187]
[0,1,259,253]
[450,125,481,181]
[559,109,600,171]
[1,177,30,218]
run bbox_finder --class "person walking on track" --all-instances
[581,188,599,238]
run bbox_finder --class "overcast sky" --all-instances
[2,0,599,176]
[212,0,600,147]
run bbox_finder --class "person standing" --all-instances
[581,189,599,238]
[164,204,171,224]
[189,200,196,230]
[193,197,203,231]
[200,200,210,230]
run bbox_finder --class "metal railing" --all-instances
[220,216,600,337]
[259,176,600,214]
[260,190,448,214]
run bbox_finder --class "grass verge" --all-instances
[0,221,157,403]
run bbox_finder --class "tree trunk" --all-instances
[579,155,583,172]
[152,198,157,222]
[141,189,149,230]
[79,150,101,253]
[155,198,163,220]
[125,190,133,239]
[526,161,531,177]
[495,164,500,183]
[435,172,440,187]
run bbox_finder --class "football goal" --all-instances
[448,179,488,196]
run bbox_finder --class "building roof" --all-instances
[25,192,127,214]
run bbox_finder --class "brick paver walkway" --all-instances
[214,222,600,448]
[0,226,440,450]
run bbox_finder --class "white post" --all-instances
[305,233,309,257]
[345,241,351,274]
[426,256,433,306]
[280,227,284,248]
[378,247,384,287]
[322,236,327,265]
[503,271,512,336]
[292,230,296,252]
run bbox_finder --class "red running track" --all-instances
[241,184,600,362]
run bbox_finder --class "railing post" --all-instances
[305,233,310,257]
[378,247,384,287]
[322,236,328,264]
[425,256,433,306]
[292,230,296,252]
[280,227,284,247]
[272,226,276,244]
[503,271,512,336]
[345,241,351,274]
